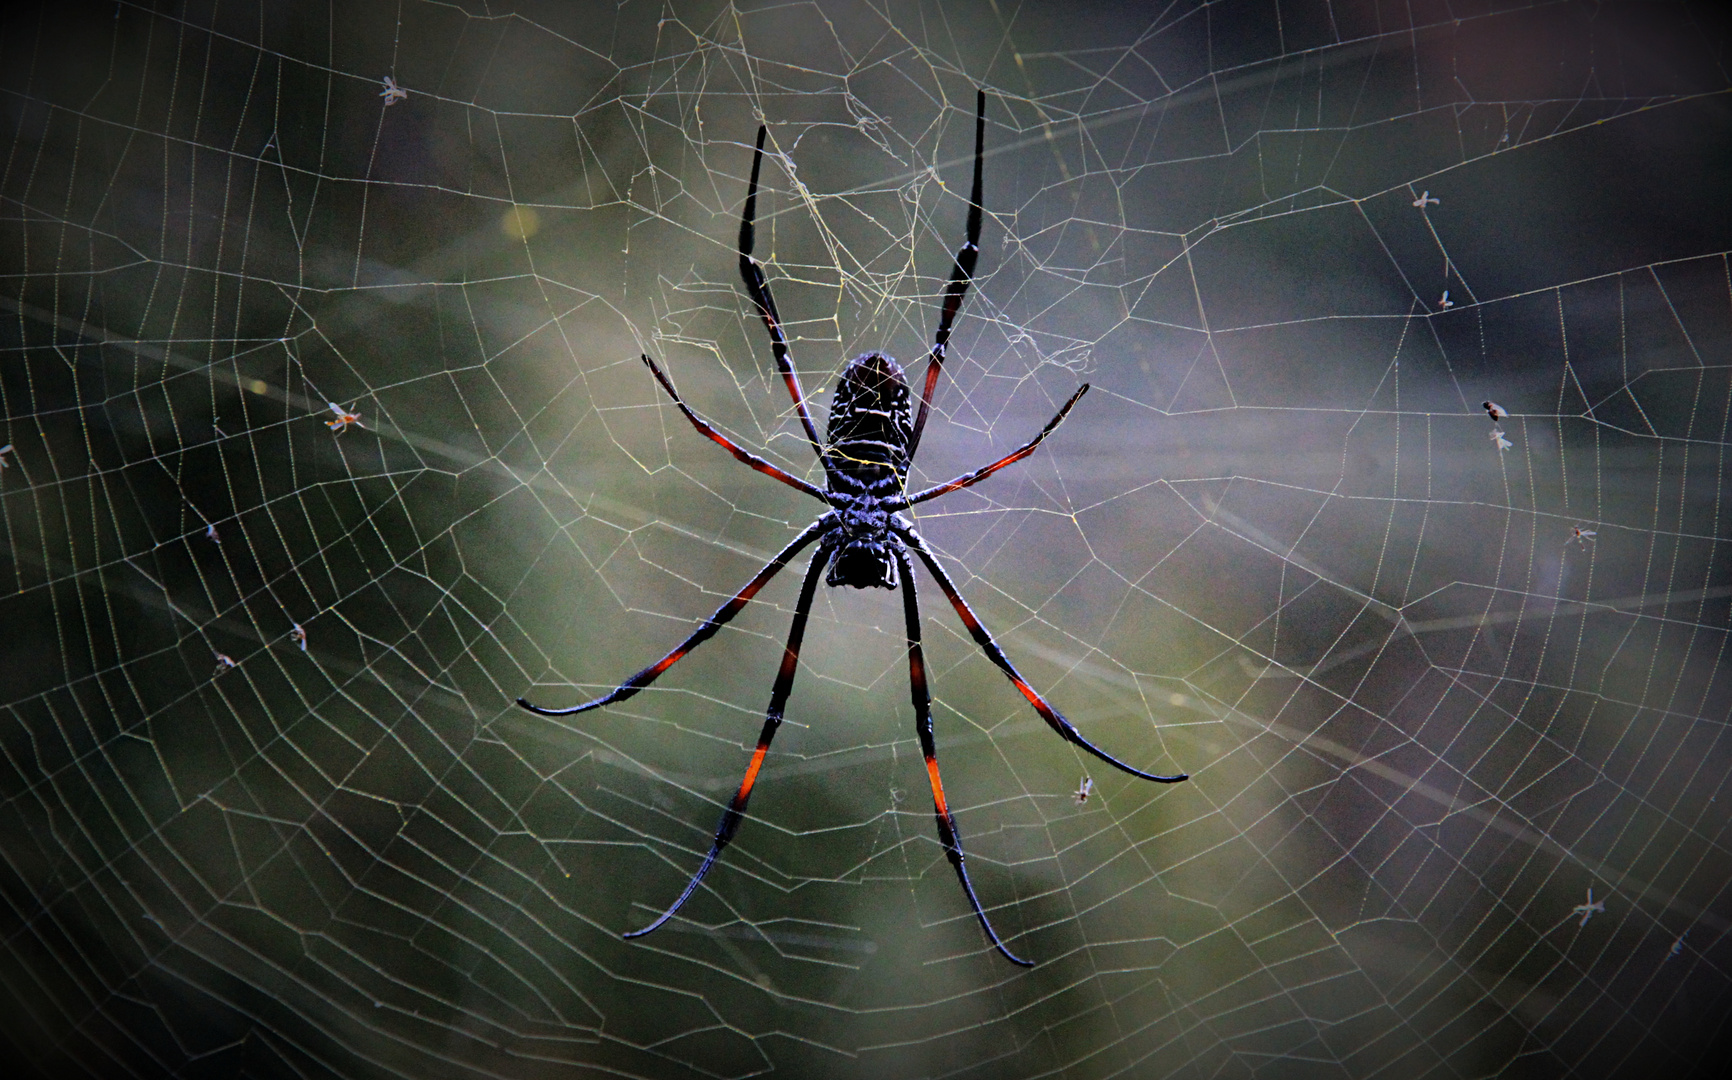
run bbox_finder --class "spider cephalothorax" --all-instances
[828,493,901,589]
[520,91,1187,967]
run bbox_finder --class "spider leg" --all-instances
[909,89,986,459]
[739,125,827,466]
[898,384,1088,509]
[895,548,1033,966]
[517,517,833,716]
[640,354,828,502]
[625,542,833,939]
[899,527,1188,784]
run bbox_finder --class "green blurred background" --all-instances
[3,1,1730,1076]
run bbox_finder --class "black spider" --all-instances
[520,91,1187,966]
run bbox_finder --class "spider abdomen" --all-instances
[826,352,913,498]
[822,353,914,590]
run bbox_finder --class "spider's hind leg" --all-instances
[738,125,826,464]
[910,88,988,458]
[625,543,833,939]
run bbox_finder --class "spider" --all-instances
[520,91,1187,966]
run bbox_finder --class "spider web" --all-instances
[3,1,1731,1076]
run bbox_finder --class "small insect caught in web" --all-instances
[379,75,407,106]
[1571,887,1604,927]
[0,443,13,472]
[212,652,237,677]
[1073,776,1094,805]
[325,402,364,434]
[290,624,307,651]
[1490,428,1513,452]
[1482,401,1508,422]
[1437,290,1454,310]
[1568,526,1596,547]
[1412,190,1439,208]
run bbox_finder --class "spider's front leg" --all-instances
[894,547,1033,966]
[622,541,836,938]
[518,516,833,716]
[897,525,1187,785]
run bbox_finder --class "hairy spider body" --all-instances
[826,352,913,589]
[520,91,1187,966]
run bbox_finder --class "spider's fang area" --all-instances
[827,494,899,588]
[827,542,899,589]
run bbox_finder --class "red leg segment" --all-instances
[895,548,1033,966]
[640,354,827,502]
[899,528,1188,784]
[909,89,987,459]
[739,126,827,467]
[900,384,1088,508]
[517,518,832,716]
[625,542,833,938]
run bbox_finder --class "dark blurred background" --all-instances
[3,1,1730,1076]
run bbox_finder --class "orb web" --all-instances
[1,2,1729,1077]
